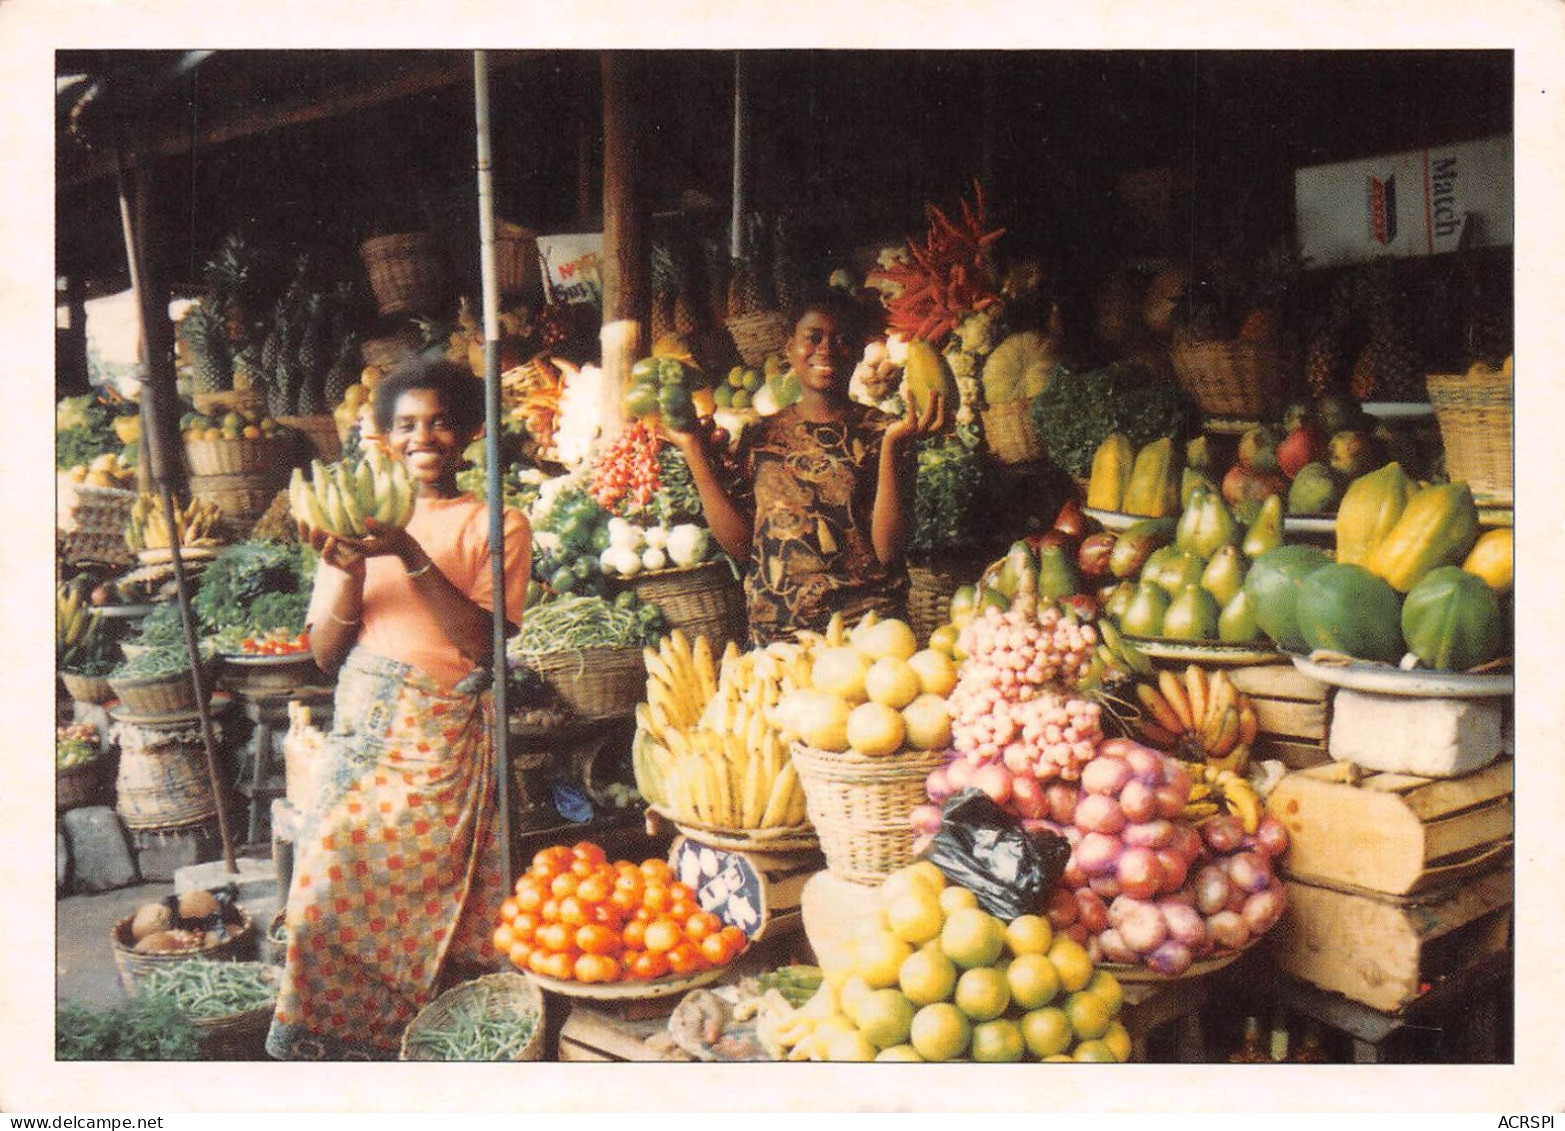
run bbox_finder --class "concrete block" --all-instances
[132,822,220,882]
[1329,689,1503,778]
[60,806,139,893]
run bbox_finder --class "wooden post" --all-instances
[598,50,649,443]
[576,55,597,225]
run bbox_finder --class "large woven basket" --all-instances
[789,743,946,886]
[520,646,648,721]
[1427,368,1513,506]
[980,399,1047,465]
[906,552,986,646]
[726,310,791,367]
[113,718,221,831]
[111,906,257,996]
[61,671,115,704]
[494,219,542,301]
[611,561,747,654]
[57,759,109,813]
[360,232,448,318]
[400,972,547,1061]
[1168,334,1289,419]
[184,436,293,477]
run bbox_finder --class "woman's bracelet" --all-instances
[405,558,435,580]
[328,609,361,626]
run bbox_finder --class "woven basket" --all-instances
[192,390,268,420]
[360,232,448,318]
[789,743,946,886]
[726,310,791,366]
[611,561,747,654]
[400,972,546,1061]
[906,552,986,646]
[494,219,542,301]
[111,907,257,996]
[1168,334,1289,419]
[61,671,115,704]
[113,719,220,830]
[980,399,1047,465]
[57,759,108,813]
[184,436,292,477]
[521,646,648,721]
[188,473,283,529]
[1427,368,1513,506]
[109,669,201,716]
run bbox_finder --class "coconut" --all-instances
[131,901,175,942]
[177,888,221,922]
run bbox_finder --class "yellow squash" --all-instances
[1120,436,1182,518]
[1461,527,1513,593]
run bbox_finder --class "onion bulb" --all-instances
[1206,909,1251,951]
[1074,793,1127,835]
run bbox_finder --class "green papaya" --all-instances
[1162,583,1220,641]
[1241,494,1284,559]
[1122,437,1182,518]
[1294,563,1405,663]
[1108,517,1177,579]
[1035,542,1081,601]
[1286,462,1347,516]
[1119,580,1170,638]
[1200,544,1247,606]
[1242,543,1332,652]
[1400,565,1505,671]
[1218,588,1262,643]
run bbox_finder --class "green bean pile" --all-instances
[402,996,538,1061]
[510,594,664,653]
[138,959,278,1019]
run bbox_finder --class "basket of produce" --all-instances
[523,646,648,722]
[184,435,292,477]
[612,559,746,654]
[136,959,280,1059]
[725,310,791,368]
[112,890,256,996]
[905,549,986,649]
[790,743,947,886]
[399,972,546,1062]
[979,398,1047,465]
[359,231,448,318]
[1426,358,1512,506]
[123,491,227,558]
[508,594,666,721]
[1168,334,1288,420]
[107,649,205,717]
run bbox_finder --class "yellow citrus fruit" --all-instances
[970,1017,1025,1063]
[855,930,914,989]
[878,868,936,909]
[926,624,960,659]
[824,1029,879,1062]
[874,1043,925,1062]
[837,974,874,1025]
[886,888,945,946]
[811,646,870,704]
[1020,1006,1073,1059]
[1086,969,1124,1016]
[953,966,1011,1022]
[909,1002,972,1062]
[1004,913,1054,957]
[907,648,959,697]
[1102,1019,1133,1063]
[900,693,954,751]
[859,617,919,662]
[864,656,922,709]
[940,907,1006,970]
[938,886,979,915]
[1064,989,1113,1041]
[793,690,852,753]
[1005,952,1062,1011]
[898,945,958,1006]
[855,988,917,1049]
[846,701,906,758]
[903,861,948,893]
[1073,1038,1118,1063]
[1047,935,1094,993]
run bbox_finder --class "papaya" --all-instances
[1181,467,1220,509]
[1367,481,1480,593]
[1461,527,1513,594]
[1102,579,1136,622]
[994,540,1039,600]
[1400,565,1506,671]
[1335,461,1416,567]
[1119,580,1170,638]
[1162,583,1220,642]
[1242,543,1332,653]
[1294,563,1405,663]
[1086,433,1135,512]
[1121,437,1182,518]
[902,338,959,421]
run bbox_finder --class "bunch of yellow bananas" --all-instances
[1181,763,1265,833]
[1135,664,1258,774]
[124,492,224,551]
[56,583,106,665]
[289,447,415,538]
[634,629,814,831]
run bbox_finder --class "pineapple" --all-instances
[231,344,264,393]
[178,301,232,395]
[297,293,330,411]
[202,232,259,346]
[324,333,361,408]
[650,241,678,343]
[770,212,804,316]
[269,356,302,420]
[700,235,731,327]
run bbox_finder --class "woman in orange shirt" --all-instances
[268,358,531,1060]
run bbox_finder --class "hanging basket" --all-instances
[980,400,1047,465]
[789,743,946,886]
[518,646,648,721]
[1426,368,1513,506]
[608,561,747,654]
[360,232,448,318]
[1168,334,1289,419]
[399,972,547,1062]
[725,311,791,367]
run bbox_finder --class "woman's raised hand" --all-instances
[298,518,424,575]
[885,391,950,451]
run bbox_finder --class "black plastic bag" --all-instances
[917,789,1071,920]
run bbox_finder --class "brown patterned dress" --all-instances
[730,402,909,645]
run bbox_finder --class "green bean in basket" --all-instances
[403,998,538,1061]
[137,959,279,1019]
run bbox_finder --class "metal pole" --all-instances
[730,51,747,261]
[472,51,512,888]
[113,136,237,872]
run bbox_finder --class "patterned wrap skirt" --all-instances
[266,649,504,1060]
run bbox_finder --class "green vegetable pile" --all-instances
[110,645,194,681]
[56,996,202,1061]
[401,987,540,1061]
[190,540,316,641]
[137,959,279,1021]
[509,592,666,655]
[55,393,135,471]
[909,436,985,555]
[1028,362,1201,479]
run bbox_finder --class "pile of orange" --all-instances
[494,841,748,985]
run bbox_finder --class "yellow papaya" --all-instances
[1121,437,1182,518]
[1461,527,1513,593]
[901,339,958,420]
[1335,461,1416,567]
[1086,433,1135,511]
[1367,481,1480,593]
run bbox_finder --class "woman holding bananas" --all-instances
[268,358,531,1060]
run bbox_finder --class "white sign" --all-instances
[1294,134,1512,268]
[536,232,604,306]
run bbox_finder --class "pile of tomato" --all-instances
[496,841,748,985]
[238,630,310,655]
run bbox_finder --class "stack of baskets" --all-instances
[979,400,1047,465]
[359,232,448,318]
[185,434,293,537]
[1168,332,1291,420]
[111,712,224,833]
[610,561,747,654]
[1427,364,1513,508]
[108,663,204,718]
[789,743,947,887]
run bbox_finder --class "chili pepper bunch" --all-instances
[872,180,1007,347]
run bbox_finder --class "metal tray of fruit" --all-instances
[1101,945,1249,983]
[1287,651,1513,699]
[523,963,729,1002]
[1121,636,1281,665]
[1082,507,1161,533]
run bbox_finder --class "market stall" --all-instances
[54,48,1514,1067]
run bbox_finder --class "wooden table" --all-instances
[1120,976,1211,1063]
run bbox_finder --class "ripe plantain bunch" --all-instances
[125,492,225,552]
[1135,664,1258,774]
[289,445,415,538]
[1181,763,1265,833]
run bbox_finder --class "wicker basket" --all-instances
[188,472,284,531]
[400,972,546,1061]
[1426,368,1513,506]
[980,399,1047,465]
[192,390,268,420]
[789,743,947,886]
[521,646,648,721]
[113,718,221,830]
[109,668,201,716]
[57,759,108,813]
[494,219,542,301]
[61,671,115,704]
[111,907,257,996]
[184,435,292,477]
[725,310,792,366]
[1168,334,1289,419]
[610,561,747,654]
[360,232,448,318]
[906,552,986,646]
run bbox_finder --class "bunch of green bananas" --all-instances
[289,446,415,539]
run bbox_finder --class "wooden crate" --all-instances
[1271,866,1512,1013]
[1226,662,1331,769]
[1266,759,1513,896]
